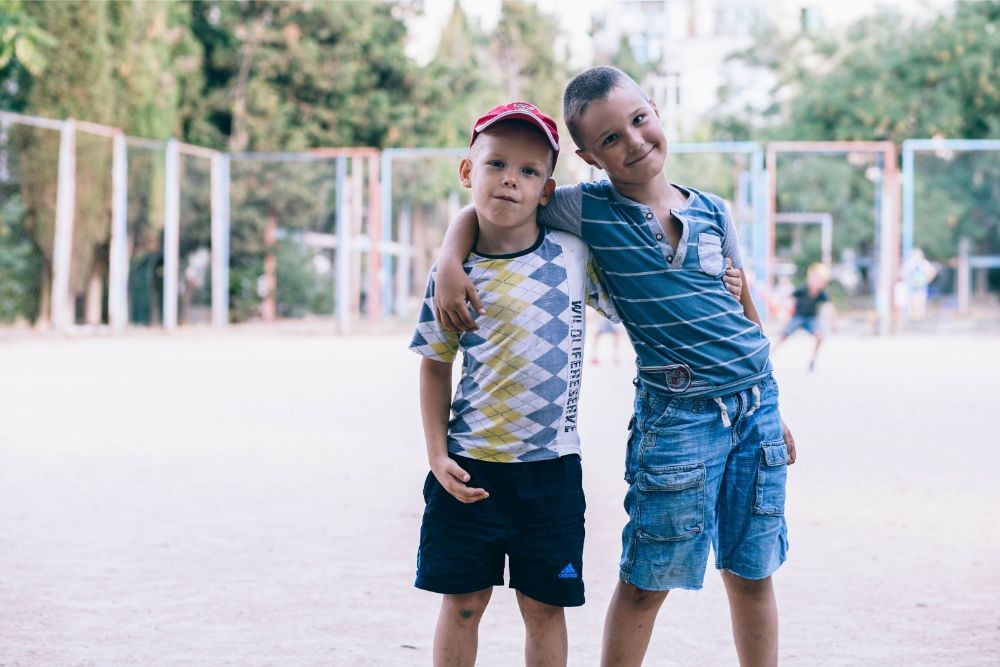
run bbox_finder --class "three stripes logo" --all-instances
[557,563,578,579]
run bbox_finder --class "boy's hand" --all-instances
[434,261,486,333]
[782,419,797,465]
[430,455,490,503]
[723,259,742,300]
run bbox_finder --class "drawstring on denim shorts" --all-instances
[712,384,761,428]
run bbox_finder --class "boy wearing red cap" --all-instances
[409,102,619,666]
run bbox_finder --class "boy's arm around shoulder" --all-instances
[433,186,584,332]
[419,357,489,503]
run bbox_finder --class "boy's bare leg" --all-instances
[600,580,669,667]
[721,571,778,667]
[809,333,824,371]
[515,591,568,667]
[434,588,493,667]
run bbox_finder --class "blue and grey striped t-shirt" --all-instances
[538,180,771,397]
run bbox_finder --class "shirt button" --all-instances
[666,255,674,262]
[655,233,663,241]
[645,212,653,220]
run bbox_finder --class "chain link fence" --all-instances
[0,114,60,326]
[766,143,899,334]
[904,140,1000,326]
[3,110,998,334]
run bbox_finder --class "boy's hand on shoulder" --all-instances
[434,261,486,333]
[430,455,490,503]
[782,419,797,465]
[723,259,742,300]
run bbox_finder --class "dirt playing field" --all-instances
[1,328,997,666]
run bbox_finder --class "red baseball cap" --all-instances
[470,101,560,166]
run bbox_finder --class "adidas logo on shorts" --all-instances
[557,563,578,579]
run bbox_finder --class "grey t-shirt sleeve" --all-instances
[537,183,584,237]
[719,202,745,270]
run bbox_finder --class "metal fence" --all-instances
[2,109,999,333]
[903,139,1000,325]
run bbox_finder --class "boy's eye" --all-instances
[633,114,646,125]
[487,160,505,168]
[521,167,540,176]
[602,133,618,146]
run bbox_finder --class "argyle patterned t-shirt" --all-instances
[410,227,617,463]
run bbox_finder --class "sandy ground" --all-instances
[1,328,998,666]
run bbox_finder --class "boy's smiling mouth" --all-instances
[494,194,518,203]
[626,145,655,166]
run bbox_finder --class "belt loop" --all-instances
[745,384,761,418]
[712,396,732,428]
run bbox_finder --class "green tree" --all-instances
[715,2,1000,275]
[186,0,421,151]
[492,1,567,117]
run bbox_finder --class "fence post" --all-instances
[900,141,914,263]
[108,130,129,331]
[51,119,76,331]
[957,237,971,316]
[876,144,900,336]
[335,156,349,333]
[163,138,180,330]
[366,153,381,322]
[211,152,230,327]
[380,151,393,315]
[396,200,412,316]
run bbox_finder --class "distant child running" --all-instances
[410,101,623,667]
[433,67,797,667]
[774,262,834,371]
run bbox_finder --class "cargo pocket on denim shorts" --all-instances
[697,233,724,276]
[753,440,788,516]
[636,464,706,542]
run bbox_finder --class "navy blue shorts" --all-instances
[415,454,586,607]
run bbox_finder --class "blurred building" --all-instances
[589,0,957,138]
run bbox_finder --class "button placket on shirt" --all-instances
[645,208,675,267]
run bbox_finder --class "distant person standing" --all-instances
[901,248,937,321]
[774,263,834,372]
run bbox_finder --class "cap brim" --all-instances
[474,110,560,152]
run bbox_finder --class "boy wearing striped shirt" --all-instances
[433,67,797,667]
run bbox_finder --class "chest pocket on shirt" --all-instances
[697,233,724,276]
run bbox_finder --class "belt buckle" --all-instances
[661,364,693,392]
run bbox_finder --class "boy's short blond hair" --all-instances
[807,263,831,284]
[562,66,648,150]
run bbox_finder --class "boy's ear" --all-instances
[650,98,660,118]
[538,177,556,206]
[459,158,473,188]
[575,149,598,168]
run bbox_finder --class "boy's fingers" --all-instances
[726,257,734,269]
[449,483,489,503]
[449,300,478,332]
[445,461,471,483]
[465,286,487,317]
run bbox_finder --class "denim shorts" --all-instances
[619,374,789,591]
[416,454,586,607]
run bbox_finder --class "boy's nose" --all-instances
[626,129,645,151]
[502,172,517,187]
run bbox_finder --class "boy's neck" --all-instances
[610,173,686,210]
[475,218,541,256]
